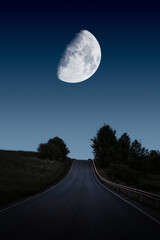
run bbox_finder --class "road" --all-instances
[0,160,159,240]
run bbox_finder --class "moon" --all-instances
[57,30,101,83]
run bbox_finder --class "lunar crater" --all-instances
[84,55,94,65]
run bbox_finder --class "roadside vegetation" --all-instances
[91,124,160,193]
[0,137,72,208]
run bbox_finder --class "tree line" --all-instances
[91,124,160,183]
[36,129,160,190]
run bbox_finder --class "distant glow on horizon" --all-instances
[57,30,101,83]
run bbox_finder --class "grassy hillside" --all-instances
[0,150,72,208]
[97,163,160,194]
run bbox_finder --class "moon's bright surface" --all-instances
[57,30,101,83]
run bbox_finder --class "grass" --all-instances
[96,163,160,210]
[97,163,160,194]
[0,150,72,208]
[138,174,160,193]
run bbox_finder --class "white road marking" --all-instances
[0,160,75,212]
[91,161,160,225]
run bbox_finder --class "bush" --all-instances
[105,164,140,185]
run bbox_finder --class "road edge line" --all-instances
[0,160,75,212]
[90,160,160,225]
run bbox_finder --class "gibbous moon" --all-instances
[57,30,101,83]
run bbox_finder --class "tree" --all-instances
[91,124,117,168]
[37,143,48,159]
[47,137,70,159]
[37,137,70,161]
[118,133,131,164]
[131,140,142,156]
[149,150,160,174]
[130,139,144,171]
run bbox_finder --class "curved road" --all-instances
[0,160,159,240]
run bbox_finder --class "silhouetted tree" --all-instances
[149,150,160,174]
[91,123,160,191]
[37,143,48,159]
[47,137,69,160]
[129,139,150,176]
[118,133,131,164]
[91,124,117,168]
[130,139,142,169]
[37,137,70,161]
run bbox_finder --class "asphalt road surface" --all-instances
[0,160,159,240]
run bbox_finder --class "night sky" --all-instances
[0,0,160,159]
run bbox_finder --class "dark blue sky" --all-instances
[0,0,160,159]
